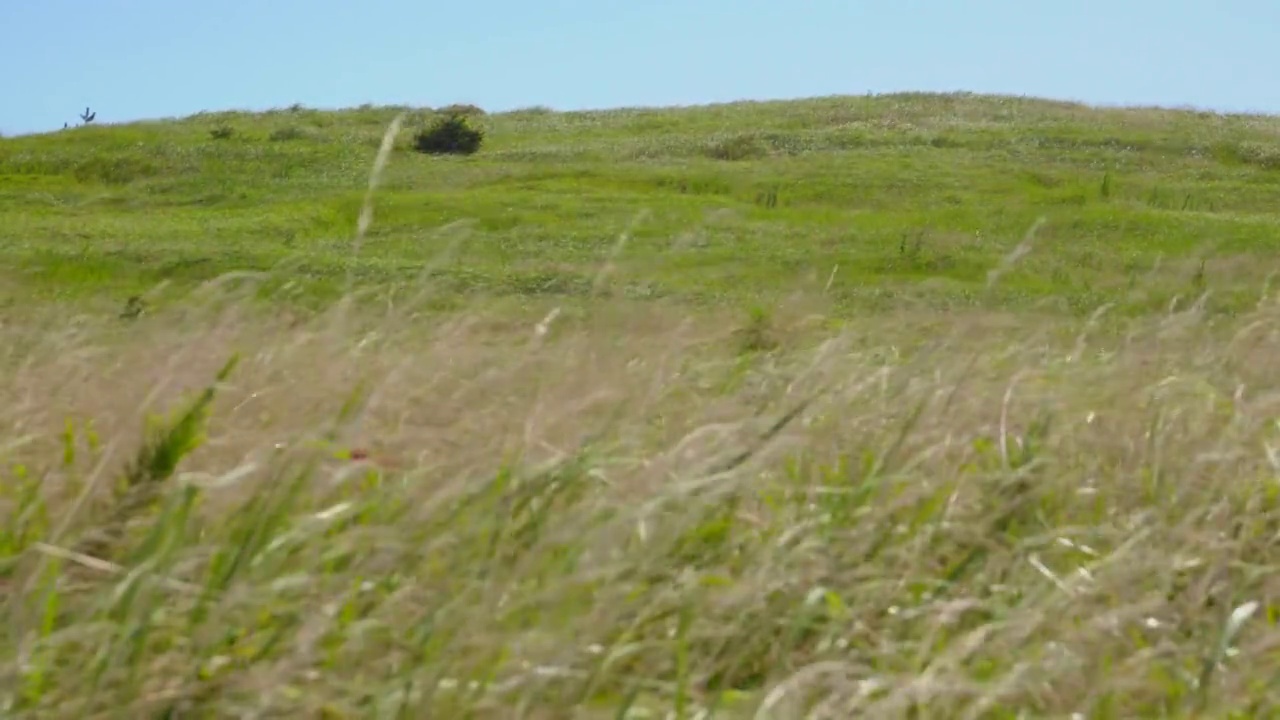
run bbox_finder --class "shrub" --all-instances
[209,124,235,140]
[436,103,486,117]
[413,115,484,156]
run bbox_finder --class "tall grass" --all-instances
[2,117,1280,719]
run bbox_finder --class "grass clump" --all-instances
[733,304,780,354]
[704,133,769,161]
[268,125,309,142]
[208,124,235,140]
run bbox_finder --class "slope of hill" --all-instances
[4,94,1280,718]
[2,92,1279,314]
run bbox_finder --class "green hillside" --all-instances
[3,92,1279,314]
[5,94,1280,718]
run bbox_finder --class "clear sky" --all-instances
[3,0,1278,136]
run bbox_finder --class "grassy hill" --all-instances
[3,92,1280,315]
[3,93,1280,717]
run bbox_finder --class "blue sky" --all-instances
[2,0,1278,136]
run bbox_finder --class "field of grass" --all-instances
[3,92,1280,717]
[4,92,1280,315]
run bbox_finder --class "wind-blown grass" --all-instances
[4,96,1280,717]
[3,289,1280,717]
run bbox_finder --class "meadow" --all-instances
[2,92,1280,717]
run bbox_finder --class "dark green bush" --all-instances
[413,114,484,156]
[436,103,486,117]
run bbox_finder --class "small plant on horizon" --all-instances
[512,104,554,115]
[78,106,96,125]
[436,103,486,117]
[413,114,484,156]
[209,124,235,140]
